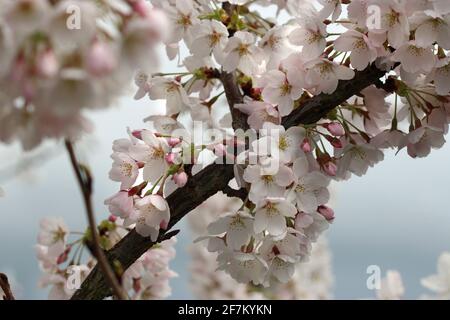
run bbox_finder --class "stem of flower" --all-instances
[64,139,128,300]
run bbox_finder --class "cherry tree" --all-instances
[1,0,450,300]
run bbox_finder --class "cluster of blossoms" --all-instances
[35,216,176,299]
[376,252,450,300]
[104,0,450,286]
[0,0,167,150]
[188,192,334,299]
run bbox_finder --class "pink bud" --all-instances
[214,144,227,157]
[326,135,343,148]
[300,138,312,153]
[36,49,59,78]
[323,161,337,176]
[168,137,181,147]
[165,153,176,164]
[318,205,335,221]
[325,122,345,137]
[132,130,142,140]
[108,215,117,223]
[130,0,149,17]
[57,246,71,265]
[173,171,188,187]
[57,252,68,265]
[137,161,145,169]
[86,41,116,77]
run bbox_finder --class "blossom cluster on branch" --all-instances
[102,0,450,289]
[188,192,334,299]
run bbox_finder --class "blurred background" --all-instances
[1,93,449,299]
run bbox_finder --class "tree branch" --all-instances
[71,63,392,300]
[220,71,249,131]
[0,273,15,300]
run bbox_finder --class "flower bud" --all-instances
[165,153,176,164]
[325,122,345,136]
[130,0,149,17]
[325,135,343,148]
[300,138,312,153]
[36,49,59,78]
[173,171,188,187]
[131,130,142,140]
[86,41,116,77]
[168,137,181,147]
[318,205,335,221]
[323,161,337,176]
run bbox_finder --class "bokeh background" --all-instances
[1,3,450,301]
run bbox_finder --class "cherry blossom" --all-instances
[289,16,327,60]
[222,31,264,76]
[261,69,304,116]
[334,30,378,71]
[189,20,229,60]
[288,156,330,213]
[109,153,140,190]
[305,58,355,94]
[254,198,297,236]
[129,130,170,183]
[130,195,170,240]
[207,209,254,250]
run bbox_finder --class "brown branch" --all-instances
[220,71,249,131]
[0,273,15,300]
[65,140,128,300]
[281,63,387,127]
[71,62,392,300]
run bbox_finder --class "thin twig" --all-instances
[0,273,15,300]
[64,139,128,300]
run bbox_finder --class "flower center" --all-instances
[278,135,289,150]
[229,215,246,231]
[307,31,323,45]
[209,31,222,47]
[407,45,425,57]
[120,162,133,177]
[177,14,192,29]
[52,227,66,243]
[151,146,165,159]
[237,43,250,57]
[353,38,367,51]
[262,175,274,184]
[264,202,279,216]
[295,184,306,193]
[280,81,292,96]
